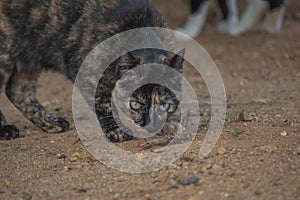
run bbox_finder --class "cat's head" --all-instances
[115,49,185,134]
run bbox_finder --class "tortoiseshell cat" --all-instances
[97,48,184,141]
[0,0,184,141]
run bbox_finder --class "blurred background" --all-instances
[152,0,300,30]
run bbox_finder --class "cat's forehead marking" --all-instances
[139,94,147,104]
[30,7,43,22]
[151,87,165,104]
[134,92,147,104]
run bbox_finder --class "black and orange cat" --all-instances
[0,0,184,141]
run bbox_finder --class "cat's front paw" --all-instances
[41,117,70,133]
[0,125,20,140]
[106,129,134,142]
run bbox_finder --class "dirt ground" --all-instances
[0,1,299,200]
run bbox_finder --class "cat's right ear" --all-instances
[163,49,185,73]
[116,52,139,78]
[170,49,185,73]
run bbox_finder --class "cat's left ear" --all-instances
[169,49,185,73]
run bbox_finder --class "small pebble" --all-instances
[255,190,263,196]
[169,184,179,190]
[70,152,81,162]
[179,176,200,185]
[205,164,213,169]
[78,189,87,193]
[21,192,32,200]
[63,166,73,171]
[239,110,257,122]
[280,131,288,137]
[54,107,62,112]
[224,193,230,198]
[150,146,165,153]
[217,147,226,155]
[74,188,87,193]
[86,155,99,163]
[57,153,67,159]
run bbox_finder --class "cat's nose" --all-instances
[144,116,151,126]
[144,112,166,134]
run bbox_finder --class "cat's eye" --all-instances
[130,101,142,110]
[159,103,171,112]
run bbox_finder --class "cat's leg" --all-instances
[217,0,240,36]
[5,70,69,133]
[175,0,211,39]
[234,0,268,35]
[0,111,19,140]
[97,110,134,142]
[0,67,20,140]
[101,118,134,142]
[260,0,286,33]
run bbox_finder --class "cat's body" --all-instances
[0,0,184,141]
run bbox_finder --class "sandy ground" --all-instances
[0,1,299,200]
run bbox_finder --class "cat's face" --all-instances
[116,49,185,134]
[129,84,179,132]
[96,48,185,141]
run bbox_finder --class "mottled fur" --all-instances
[96,49,184,141]
[0,0,184,141]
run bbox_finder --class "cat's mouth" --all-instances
[126,104,169,138]
[142,106,167,134]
